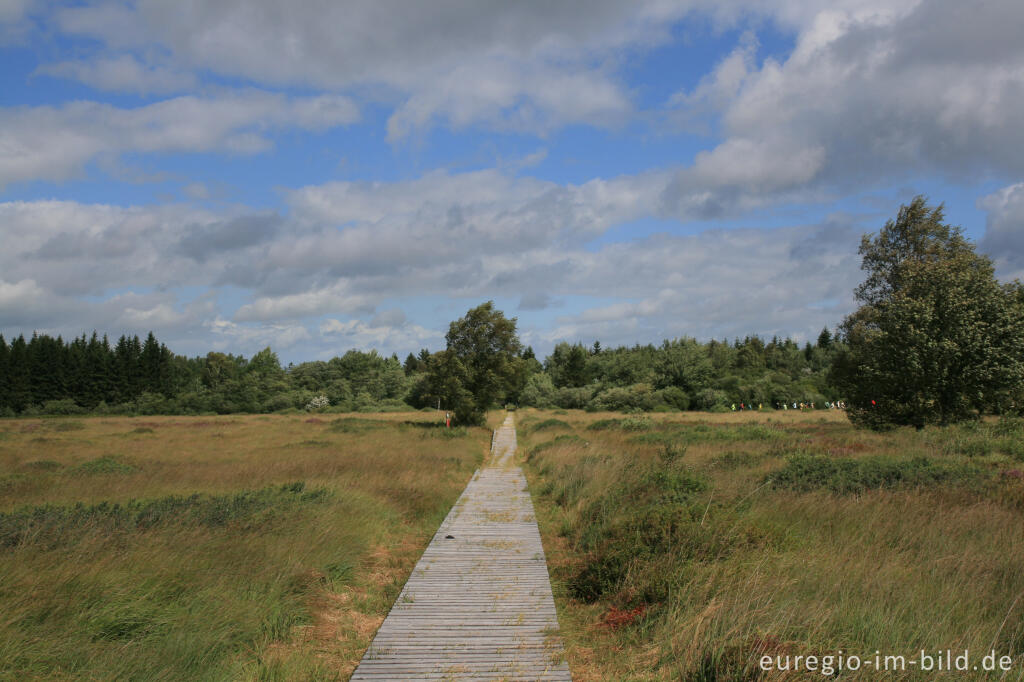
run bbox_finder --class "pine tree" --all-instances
[0,335,9,410]
[7,336,31,412]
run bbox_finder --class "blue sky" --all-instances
[1,0,1023,363]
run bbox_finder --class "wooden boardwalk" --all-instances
[350,415,571,681]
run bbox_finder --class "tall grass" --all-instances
[0,412,489,680]
[520,408,1024,680]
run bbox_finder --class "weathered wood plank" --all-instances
[350,415,571,681]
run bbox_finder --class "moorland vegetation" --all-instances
[0,412,490,679]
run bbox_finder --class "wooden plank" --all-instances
[350,415,571,681]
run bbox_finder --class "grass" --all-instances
[0,411,491,680]
[519,408,1024,680]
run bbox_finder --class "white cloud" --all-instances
[48,0,691,138]
[209,317,311,351]
[0,278,54,324]
[0,0,34,43]
[661,0,1024,216]
[234,284,375,322]
[35,55,197,95]
[0,92,359,187]
[386,59,631,140]
[320,317,443,353]
[979,183,1024,282]
[531,221,862,348]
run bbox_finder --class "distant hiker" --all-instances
[445,412,451,428]
[731,403,736,411]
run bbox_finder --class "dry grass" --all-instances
[519,408,1024,680]
[0,411,490,680]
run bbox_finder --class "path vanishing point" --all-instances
[351,414,572,681]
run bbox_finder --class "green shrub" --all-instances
[621,415,652,431]
[530,418,571,432]
[569,462,711,603]
[590,385,655,413]
[769,454,990,495]
[76,455,136,475]
[41,399,85,416]
[587,418,621,431]
[654,386,690,411]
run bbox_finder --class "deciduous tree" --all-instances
[832,196,1024,429]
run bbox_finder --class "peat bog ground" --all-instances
[0,411,490,680]
[519,408,1024,680]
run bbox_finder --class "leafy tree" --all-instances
[655,338,711,393]
[519,372,556,408]
[832,196,1024,429]
[421,301,523,425]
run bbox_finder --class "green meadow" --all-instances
[0,412,490,680]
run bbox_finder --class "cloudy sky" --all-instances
[2,0,1022,362]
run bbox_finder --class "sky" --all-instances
[1,0,1023,364]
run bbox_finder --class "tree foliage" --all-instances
[414,301,524,425]
[832,197,1024,429]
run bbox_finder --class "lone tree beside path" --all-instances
[832,196,1024,430]
[414,301,525,425]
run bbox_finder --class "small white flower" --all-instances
[305,395,330,411]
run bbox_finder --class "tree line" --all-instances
[0,332,411,417]
[3,197,1022,428]
[0,323,839,419]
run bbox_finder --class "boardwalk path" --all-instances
[351,414,571,681]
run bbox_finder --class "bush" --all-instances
[554,386,595,410]
[590,384,655,412]
[135,392,177,416]
[769,454,990,495]
[76,455,137,475]
[520,373,557,408]
[621,415,652,431]
[654,386,690,411]
[567,460,710,603]
[41,399,85,415]
[694,389,729,410]
[530,418,571,432]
